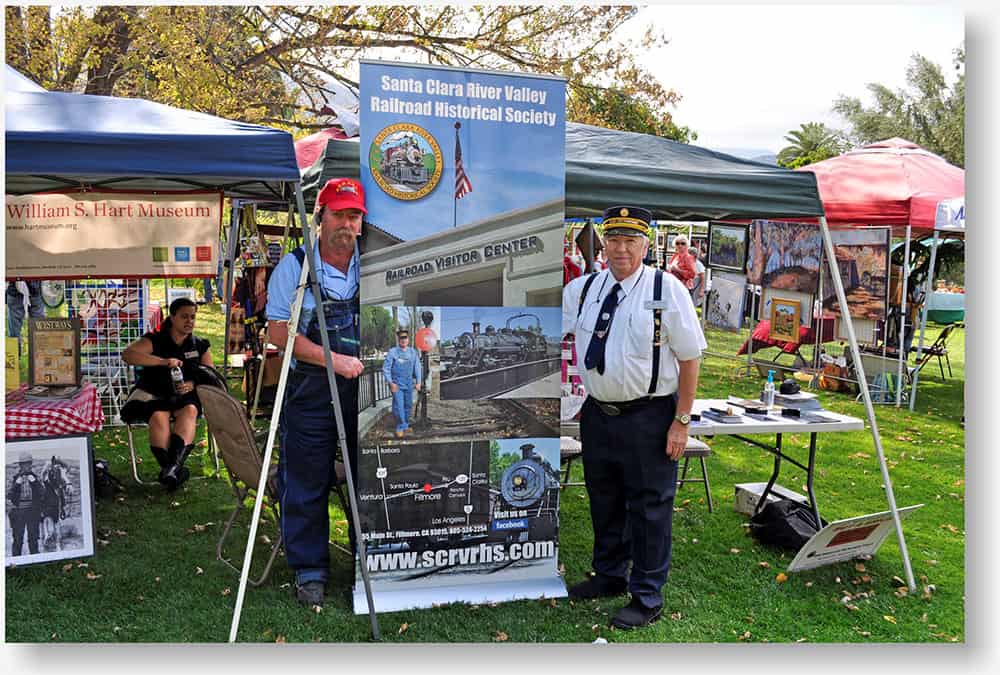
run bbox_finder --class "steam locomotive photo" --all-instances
[441,314,549,379]
[380,136,429,186]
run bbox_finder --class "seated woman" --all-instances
[121,297,213,490]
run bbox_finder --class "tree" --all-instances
[6,5,694,140]
[360,305,394,356]
[775,122,848,169]
[833,45,964,167]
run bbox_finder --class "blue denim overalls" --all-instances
[383,346,419,433]
[277,247,360,586]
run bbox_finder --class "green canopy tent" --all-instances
[289,123,825,220]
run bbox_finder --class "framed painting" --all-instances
[759,287,813,327]
[707,222,749,273]
[769,296,801,343]
[705,272,747,333]
[746,220,822,293]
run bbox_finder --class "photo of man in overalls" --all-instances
[265,178,366,608]
[382,328,422,438]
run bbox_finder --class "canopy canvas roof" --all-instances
[5,64,45,92]
[796,138,964,234]
[5,89,299,200]
[293,122,825,221]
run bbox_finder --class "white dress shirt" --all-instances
[563,264,707,402]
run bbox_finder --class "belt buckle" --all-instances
[598,402,621,416]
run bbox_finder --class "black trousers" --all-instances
[579,394,678,609]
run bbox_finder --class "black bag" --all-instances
[748,498,827,552]
[93,458,123,500]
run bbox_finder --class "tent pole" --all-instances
[909,230,940,411]
[745,283,757,376]
[896,224,912,406]
[819,216,916,590]
[222,201,242,381]
[293,185,381,639]
[228,199,310,643]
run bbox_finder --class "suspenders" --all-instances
[577,269,666,397]
[649,269,664,395]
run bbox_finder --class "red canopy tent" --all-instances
[292,126,349,170]
[797,138,964,233]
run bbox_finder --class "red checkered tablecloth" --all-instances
[4,382,105,439]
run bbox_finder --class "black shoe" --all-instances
[610,596,662,630]
[163,466,190,491]
[567,574,627,600]
[296,581,326,607]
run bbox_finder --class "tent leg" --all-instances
[896,224,911,407]
[909,230,940,411]
[228,196,311,643]
[819,217,916,591]
[293,186,381,640]
[221,201,242,381]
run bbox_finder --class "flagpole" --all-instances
[454,121,460,228]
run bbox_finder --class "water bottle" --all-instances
[170,366,184,395]
[763,369,776,409]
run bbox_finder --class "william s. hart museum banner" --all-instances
[5,191,222,279]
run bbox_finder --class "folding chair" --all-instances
[197,384,350,586]
[677,438,714,513]
[857,351,915,405]
[911,322,958,380]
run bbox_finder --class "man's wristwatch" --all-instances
[675,412,691,425]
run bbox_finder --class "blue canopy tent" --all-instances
[5,64,46,92]
[3,80,381,640]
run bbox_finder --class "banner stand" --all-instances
[228,183,381,642]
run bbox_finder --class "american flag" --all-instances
[455,132,472,200]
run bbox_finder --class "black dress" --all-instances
[120,326,211,424]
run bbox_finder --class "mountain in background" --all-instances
[710,147,778,166]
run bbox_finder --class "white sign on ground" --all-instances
[788,504,923,572]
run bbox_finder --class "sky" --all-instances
[633,3,965,154]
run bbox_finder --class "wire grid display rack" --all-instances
[66,279,147,426]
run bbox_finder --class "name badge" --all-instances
[644,300,671,310]
[184,351,199,359]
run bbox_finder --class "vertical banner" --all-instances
[357,61,566,613]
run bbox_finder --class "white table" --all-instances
[690,399,864,525]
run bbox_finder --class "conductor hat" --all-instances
[602,206,652,237]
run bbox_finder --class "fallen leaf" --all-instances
[776,573,788,583]
[195,566,204,575]
[670,612,683,620]
[170,501,180,508]
[114,529,127,537]
[883,615,897,624]
[493,631,509,642]
[312,605,322,614]
[805,582,813,588]
[737,630,751,641]
[854,563,866,572]
[398,623,409,634]
[275,635,286,644]
[730,548,741,554]
[221,587,232,596]
[62,564,73,573]
[758,561,770,568]
[85,572,102,580]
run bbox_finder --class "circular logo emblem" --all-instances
[620,208,629,217]
[369,123,443,201]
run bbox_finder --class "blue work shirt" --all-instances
[266,243,359,366]
[383,345,422,388]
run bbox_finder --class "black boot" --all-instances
[150,446,171,485]
[162,435,193,491]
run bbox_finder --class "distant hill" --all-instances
[710,147,778,166]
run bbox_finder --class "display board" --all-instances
[27,317,81,386]
[357,60,566,613]
[5,191,221,279]
[65,280,146,425]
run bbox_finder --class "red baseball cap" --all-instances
[316,178,367,214]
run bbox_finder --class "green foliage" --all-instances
[833,45,965,167]
[488,440,520,487]
[5,5,691,140]
[776,122,848,169]
[360,305,394,356]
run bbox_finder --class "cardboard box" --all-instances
[734,482,808,516]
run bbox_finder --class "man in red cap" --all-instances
[266,177,366,608]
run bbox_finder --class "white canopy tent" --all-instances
[909,197,965,410]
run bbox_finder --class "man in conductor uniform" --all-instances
[562,206,706,629]
[382,328,422,438]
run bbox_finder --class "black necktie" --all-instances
[584,282,621,375]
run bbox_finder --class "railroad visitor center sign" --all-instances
[357,61,566,613]
[5,191,222,279]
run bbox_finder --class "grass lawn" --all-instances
[4,298,965,643]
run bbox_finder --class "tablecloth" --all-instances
[737,316,837,356]
[5,382,104,439]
